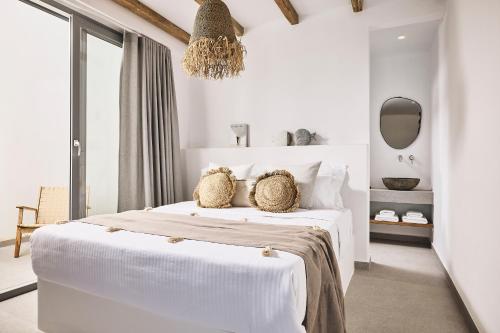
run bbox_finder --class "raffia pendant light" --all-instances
[183,0,245,80]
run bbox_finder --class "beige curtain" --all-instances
[118,32,183,211]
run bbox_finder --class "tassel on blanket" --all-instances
[107,227,123,233]
[262,246,273,257]
[309,225,323,231]
[168,237,185,244]
[190,212,199,217]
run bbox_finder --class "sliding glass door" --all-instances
[8,2,123,224]
[84,34,122,216]
[69,10,123,219]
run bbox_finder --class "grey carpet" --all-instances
[0,244,36,294]
[346,241,471,333]
[0,291,39,333]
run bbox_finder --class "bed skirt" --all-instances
[37,279,231,333]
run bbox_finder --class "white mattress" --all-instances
[31,202,353,333]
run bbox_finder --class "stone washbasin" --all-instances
[382,178,420,191]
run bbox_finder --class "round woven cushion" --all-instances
[250,170,300,213]
[194,167,236,208]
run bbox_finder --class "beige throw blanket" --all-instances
[79,211,346,333]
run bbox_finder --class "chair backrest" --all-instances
[36,187,69,225]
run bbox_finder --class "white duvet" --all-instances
[31,202,352,333]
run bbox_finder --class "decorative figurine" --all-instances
[295,129,316,146]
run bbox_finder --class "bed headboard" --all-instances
[182,145,370,263]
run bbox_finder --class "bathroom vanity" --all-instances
[369,94,434,246]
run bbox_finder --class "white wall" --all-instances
[193,10,370,148]
[370,51,433,190]
[432,0,500,331]
[183,0,445,148]
[0,1,70,242]
[63,0,445,152]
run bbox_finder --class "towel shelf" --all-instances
[370,188,434,246]
[370,219,433,228]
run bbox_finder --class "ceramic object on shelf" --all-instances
[382,177,420,191]
[295,129,316,145]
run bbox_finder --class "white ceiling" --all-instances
[140,0,349,33]
[370,20,441,56]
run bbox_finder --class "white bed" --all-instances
[32,201,354,333]
[33,145,369,333]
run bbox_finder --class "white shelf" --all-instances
[370,188,433,205]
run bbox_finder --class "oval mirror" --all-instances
[380,97,422,149]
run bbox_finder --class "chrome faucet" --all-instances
[409,155,415,164]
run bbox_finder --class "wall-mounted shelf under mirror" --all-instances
[370,188,433,205]
[370,219,433,228]
[370,188,434,247]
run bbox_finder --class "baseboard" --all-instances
[431,245,479,333]
[0,283,37,302]
[370,232,431,248]
[0,236,30,248]
[355,258,371,270]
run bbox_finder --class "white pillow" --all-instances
[201,163,254,180]
[310,164,346,210]
[232,180,255,207]
[252,162,321,209]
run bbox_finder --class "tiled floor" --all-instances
[0,243,36,294]
[0,242,470,333]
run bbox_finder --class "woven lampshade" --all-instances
[183,0,245,79]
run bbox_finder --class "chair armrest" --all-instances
[16,206,38,226]
[16,206,38,212]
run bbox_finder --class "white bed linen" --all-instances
[31,202,352,333]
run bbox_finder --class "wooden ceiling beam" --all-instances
[274,0,299,25]
[351,0,363,13]
[112,0,190,44]
[194,0,245,37]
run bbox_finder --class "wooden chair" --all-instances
[14,187,90,258]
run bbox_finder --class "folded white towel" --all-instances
[375,214,399,223]
[406,211,424,218]
[402,216,428,224]
[379,210,396,217]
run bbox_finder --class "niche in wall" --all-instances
[369,20,440,240]
[369,20,440,191]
